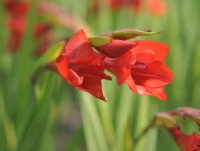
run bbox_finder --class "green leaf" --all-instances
[89,37,111,47]
[102,29,160,40]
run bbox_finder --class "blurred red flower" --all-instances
[3,0,29,17]
[105,40,173,100]
[56,30,111,101]
[106,0,166,16]
[169,128,200,151]
[4,0,52,53]
[148,0,166,16]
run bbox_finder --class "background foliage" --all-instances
[0,0,200,151]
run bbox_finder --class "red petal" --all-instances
[76,77,106,101]
[132,40,169,62]
[125,75,167,100]
[105,50,136,85]
[63,29,104,64]
[134,49,156,64]
[145,87,167,100]
[132,61,174,88]
[56,54,69,81]
[96,39,137,58]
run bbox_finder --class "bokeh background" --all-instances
[0,0,200,151]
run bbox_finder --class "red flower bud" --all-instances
[95,39,137,58]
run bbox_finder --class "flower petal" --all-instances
[132,61,174,88]
[105,50,136,85]
[125,74,168,100]
[76,77,106,101]
[95,39,137,58]
[145,87,167,100]
[62,29,103,64]
[132,40,169,62]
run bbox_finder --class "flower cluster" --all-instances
[56,29,173,101]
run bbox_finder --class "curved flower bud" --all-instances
[94,39,137,58]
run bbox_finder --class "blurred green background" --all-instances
[0,0,200,151]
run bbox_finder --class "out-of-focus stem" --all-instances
[134,96,151,151]
[0,91,17,151]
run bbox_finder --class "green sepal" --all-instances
[89,37,111,47]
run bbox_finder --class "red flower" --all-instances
[169,128,200,151]
[105,40,173,100]
[56,29,111,100]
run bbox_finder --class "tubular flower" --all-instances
[105,40,173,100]
[56,29,111,101]
[169,128,200,151]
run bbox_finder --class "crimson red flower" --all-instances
[56,29,111,100]
[105,40,173,100]
[169,128,200,151]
